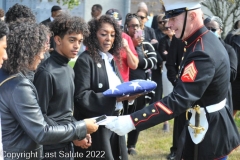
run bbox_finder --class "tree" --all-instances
[201,0,240,38]
[48,0,80,9]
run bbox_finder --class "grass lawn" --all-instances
[129,112,240,160]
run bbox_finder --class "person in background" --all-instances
[158,20,176,132]
[0,9,4,21]
[34,14,92,160]
[106,0,240,159]
[41,5,62,52]
[137,2,153,28]
[0,20,9,160]
[73,15,128,160]
[91,4,102,19]
[224,22,240,117]
[0,19,98,160]
[205,16,237,115]
[225,20,240,44]
[5,3,50,70]
[152,13,166,102]
[5,3,36,23]
[0,21,8,67]
[165,34,185,160]
[154,14,166,43]
[136,8,158,44]
[41,5,62,26]
[123,13,157,155]
[136,8,158,103]
[105,8,139,82]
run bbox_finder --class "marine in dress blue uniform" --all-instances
[106,0,240,159]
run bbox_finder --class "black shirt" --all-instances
[34,50,75,126]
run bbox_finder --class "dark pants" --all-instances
[170,112,186,154]
[126,95,146,148]
[151,68,163,103]
[43,143,73,160]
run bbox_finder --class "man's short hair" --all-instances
[51,5,62,12]
[92,4,102,11]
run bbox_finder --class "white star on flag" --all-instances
[111,87,119,94]
[129,82,141,91]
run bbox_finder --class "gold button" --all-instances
[184,48,186,52]
[178,66,180,70]
[182,57,184,60]
[152,109,156,113]
[143,113,147,117]
[176,75,178,78]
[134,118,138,122]
[197,39,200,41]
[184,41,187,45]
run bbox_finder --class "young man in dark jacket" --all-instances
[34,14,93,159]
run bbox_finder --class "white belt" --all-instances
[205,98,226,113]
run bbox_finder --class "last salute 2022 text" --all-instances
[44,151,106,158]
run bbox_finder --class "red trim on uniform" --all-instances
[183,25,204,41]
[181,61,198,82]
[185,30,209,49]
[134,105,159,126]
[155,102,173,115]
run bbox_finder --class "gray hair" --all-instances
[210,16,223,29]
[137,2,148,11]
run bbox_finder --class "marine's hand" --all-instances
[84,119,99,134]
[105,115,135,136]
[73,134,92,149]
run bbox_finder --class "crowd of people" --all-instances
[0,0,239,160]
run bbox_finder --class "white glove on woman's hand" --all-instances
[105,115,136,136]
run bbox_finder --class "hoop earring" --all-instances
[112,44,114,48]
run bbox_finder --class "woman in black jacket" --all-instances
[123,13,157,155]
[0,20,98,160]
[73,15,128,160]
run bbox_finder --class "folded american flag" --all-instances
[103,80,157,97]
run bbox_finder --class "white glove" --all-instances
[105,115,136,136]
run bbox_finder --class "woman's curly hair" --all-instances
[5,3,36,23]
[3,20,49,74]
[84,15,122,63]
[50,13,89,39]
[0,21,8,39]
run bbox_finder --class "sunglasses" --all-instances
[138,16,146,20]
[128,24,140,29]
[158,21,167,25]
[126,13,138,19]
[207,27,218,32]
